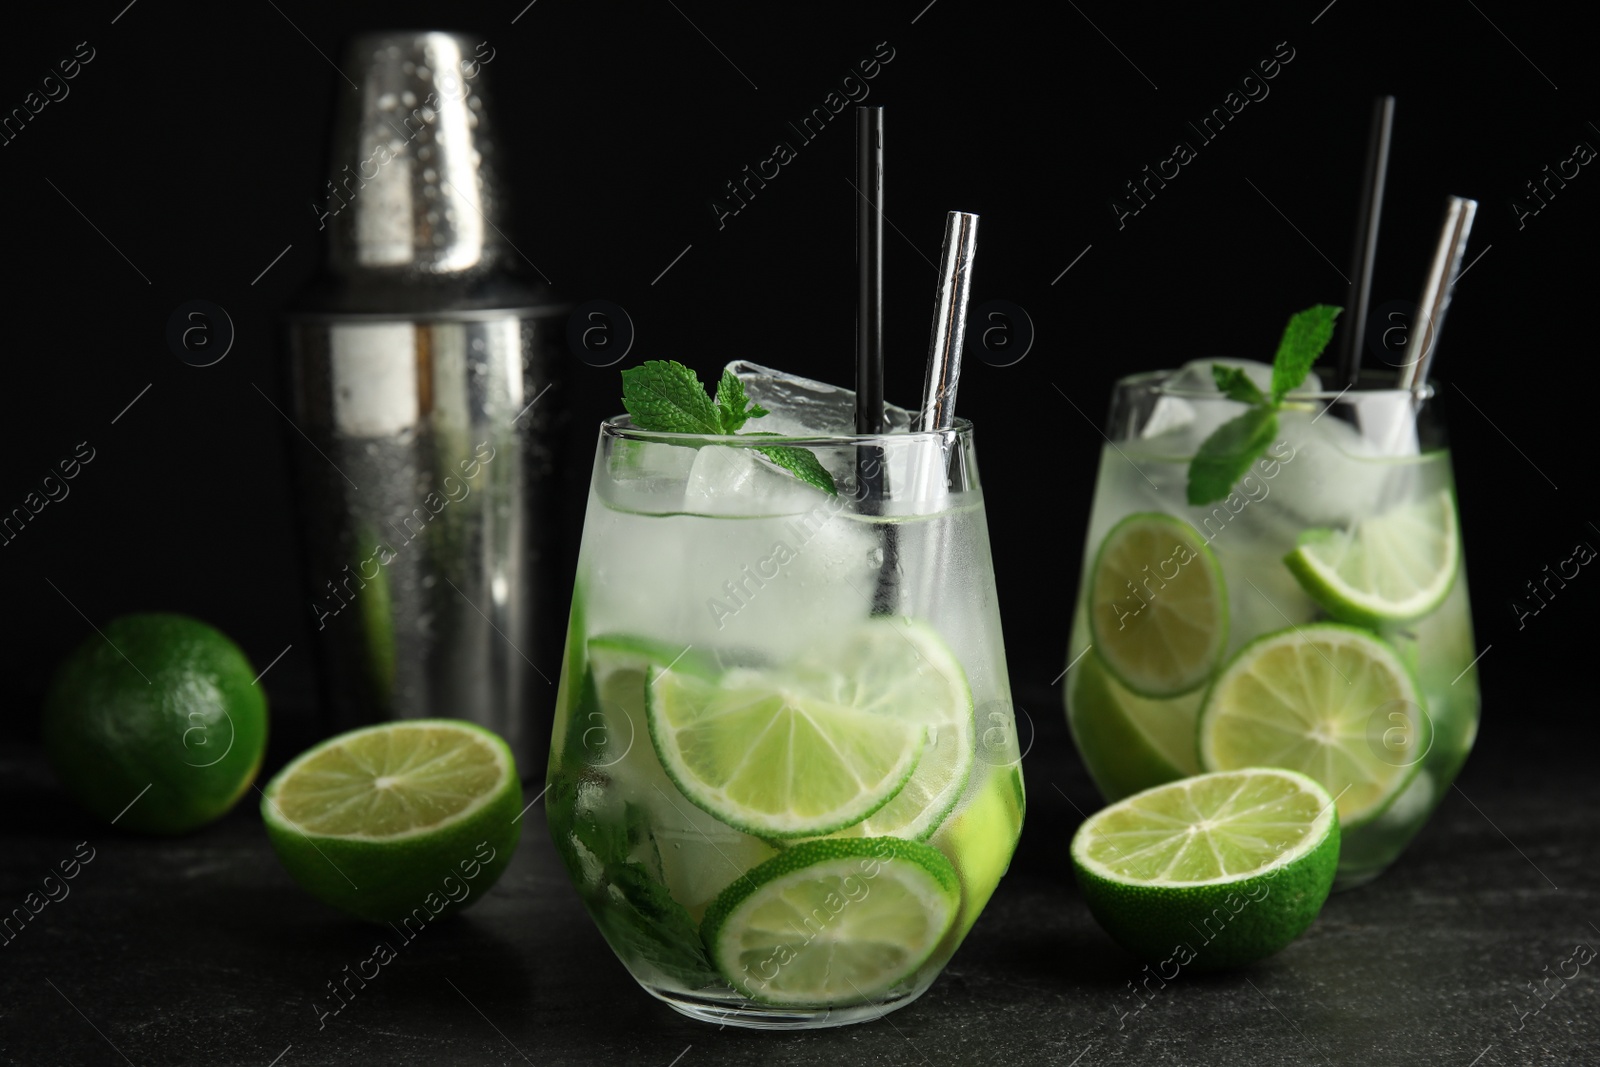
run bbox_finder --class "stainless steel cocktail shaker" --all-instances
[285,31,565,769]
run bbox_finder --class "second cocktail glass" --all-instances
[1064,367,1479,889]
[548,413,1024,1029]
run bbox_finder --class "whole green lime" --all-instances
[43,613,268,835]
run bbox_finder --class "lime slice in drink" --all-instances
[1088,513,1228,698]
[928,765,1024,946]
[817,619,975,842]
[1067,645,1202,802]
[261,720,521,923]
[1071,768,1339,968]
[581,635,776,918]
[647,662,925,839]
[701,837,960,1005]
[574,634,718,774]
[647,620,975,839]
[1198,623,1426,827]
[1284,489,1460,627]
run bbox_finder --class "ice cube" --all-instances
[1269,408,1418,526]
[682,445,822,516]
[727,360,948,511]
[726,360,915,436]
[1141,358,1323,442]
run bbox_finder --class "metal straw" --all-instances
[1336,95,1395,389]
[918,212,979,430]
[1400,196,1477,391]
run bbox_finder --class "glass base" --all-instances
[649,985,928,1031]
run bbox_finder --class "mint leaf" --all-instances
[594,861,720,989]
[748,439,838,496]
[621,360,721,434]
[713,369,768,433]
[554,790,719,989]
[1187,407,1278,506]
[1212,364,1265,405]
[1270,305,1341,405]
[621,361,835,495]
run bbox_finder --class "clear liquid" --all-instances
[548,482,1025,1026]
[1065,432,1480,888]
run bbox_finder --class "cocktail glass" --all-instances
[547,412,1024,1028]
[1064,368,1478,889]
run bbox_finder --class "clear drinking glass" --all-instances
[547,417,1025,1029]
[1063,370,1479,889]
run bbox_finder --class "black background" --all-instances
[2,0,1594,755]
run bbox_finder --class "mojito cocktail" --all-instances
[548,365,1024,1028]
[1065,360,1478,888]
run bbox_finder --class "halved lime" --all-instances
[701,837,960,1005]
[1284,489,1460,627]
[1198,624,1426,827]
[261,720,521,922]
[816,620,975,842]
[1071,768,1339,968]
[1088,513,1228,698]
[1067,644,1202,802]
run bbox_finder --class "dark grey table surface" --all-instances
[2,691,1594,1067]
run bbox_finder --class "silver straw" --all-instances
[918,211,979,430]
[1400,196,1477,391]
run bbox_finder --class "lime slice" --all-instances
[261,720,521,922]
[701,837,960,1006]
[1088,513,1228,698]
[1284,489,1460,627]
[816,620,975,842]
[647,664,924,838]
[581,635,776,919]
[576,634,717,774]
[1198,623,1425,827]
[1067,646,1202,802]
[1071,768,1339,968]
[646,621,974,838]
[927,765,1024,946]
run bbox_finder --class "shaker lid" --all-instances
[322,32,510,277]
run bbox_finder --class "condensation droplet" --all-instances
[401,90,417,108]
[376,92,397,110]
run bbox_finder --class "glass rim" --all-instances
[1119,368,1437,402]
[598,413,976,446]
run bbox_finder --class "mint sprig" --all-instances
[621,360,837,495]
[1186,304,1340,506]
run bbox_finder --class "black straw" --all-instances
[853,106,897,615]
[855,107,885,434]
[1336,95,1395,389]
